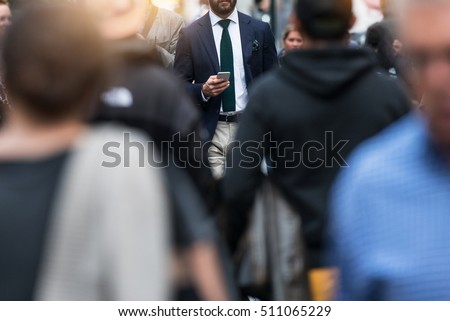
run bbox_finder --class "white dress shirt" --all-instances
[204,9,248,113]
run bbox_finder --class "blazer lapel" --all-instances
[238,12,254,86]
[197,13,220,73]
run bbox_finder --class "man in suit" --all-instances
[174,0,278,179]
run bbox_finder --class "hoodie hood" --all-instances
[279,48,378,98]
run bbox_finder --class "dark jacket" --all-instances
[174,12,278,141]
[93,39,213,198]
[92,39,239,299]
[222,48,411,268]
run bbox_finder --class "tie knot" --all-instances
[218,19,231,29]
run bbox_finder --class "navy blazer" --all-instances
[174,12,278,141]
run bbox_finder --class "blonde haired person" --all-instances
[278,25,303,64]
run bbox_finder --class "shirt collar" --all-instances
[209,8,239,27]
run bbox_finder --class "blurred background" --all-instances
[8,0,383,48]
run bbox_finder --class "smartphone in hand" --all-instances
[217,72,231,82]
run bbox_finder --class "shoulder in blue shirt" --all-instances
[330,114,450,301]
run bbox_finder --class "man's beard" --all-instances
[210,0,237,16]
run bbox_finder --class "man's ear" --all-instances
[349,14,357,30]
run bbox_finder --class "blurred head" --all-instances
[0,0,11,35]
[209,0,237,18]
[399,0,450,150]
[294,0,355,44]
[283,25,303,51]
[365,21,396,70]
[78,0,146,40]
[3,4,107,124]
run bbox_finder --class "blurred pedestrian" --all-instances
[174,0,278,179]
[329,0,450,301]
[81,0,212,197]
[80,0,235,300]
[365,18,420,104]
[0,4,171,300]
[223,0,410,300]
[0,0,10,126]
[278,25,303,64]
[139,0,185,69]
[0,0,11,35]
[365,21,397,76]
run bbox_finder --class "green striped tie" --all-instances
[218,19,236,112]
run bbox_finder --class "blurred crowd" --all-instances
[0,0,449,301]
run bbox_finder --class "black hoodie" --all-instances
[223,48,411,268]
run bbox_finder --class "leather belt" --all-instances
[218,113,242,123]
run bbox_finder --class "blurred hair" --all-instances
[296,0,353,41]
[3,4,107,123]
[365,21,396,71]
[283,25,299,41]
[0,0,8,5]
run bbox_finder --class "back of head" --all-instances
[365,21,394,49]
[3,3,107,123]
[296,0,353,41]
[365,21,396,71]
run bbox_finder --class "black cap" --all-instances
[296,0,353,40]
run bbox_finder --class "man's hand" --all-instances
[202,76,230,98]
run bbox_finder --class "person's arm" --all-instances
[174,28,205,105]
[262,23,279,72]
[222,92,268,251]
[184,242,230,300]
[223,107,266,210]
[166,163,231,300]
[158,16,185,69]
[174,29,229,108]
[156,46,176,69]
[173,29,206,107]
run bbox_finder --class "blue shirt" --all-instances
[330,114,450,300]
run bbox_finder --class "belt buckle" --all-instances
[220,112,240,123]
[228,112,239,122]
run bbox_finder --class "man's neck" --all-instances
[0,112,86,160]
[211,9,235,20]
